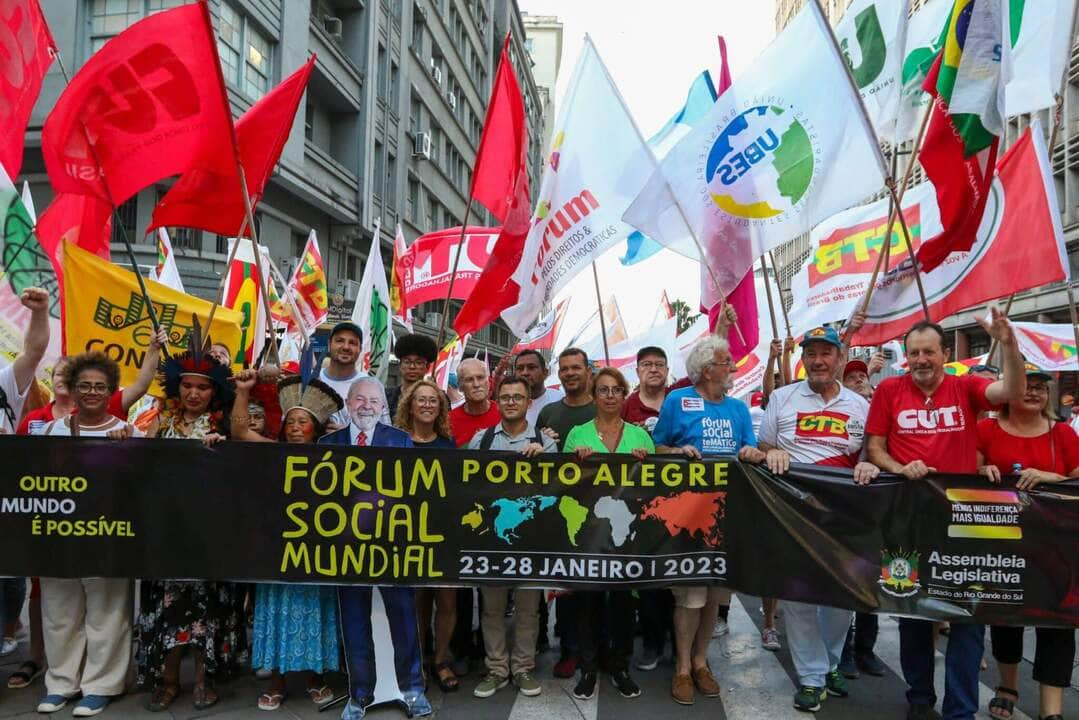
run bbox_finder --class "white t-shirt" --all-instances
[41,415,143,437]
[750,405,765,437]
[757,380,869,467]
[320,367,368,427]
[526,386,565,426]
[0,365,29,435]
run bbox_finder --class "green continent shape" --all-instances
[558,496,589,546]
[773,121,813,205]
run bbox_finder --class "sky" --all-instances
[517,0,778,346]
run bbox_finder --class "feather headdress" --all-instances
[277,344,343,428]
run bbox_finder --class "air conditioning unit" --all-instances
[335,278,362,301]
[434,67,443,85]
[323,16,343,41]
[429,56,437,74]
[446,92,456,111]
[412,131,432,159]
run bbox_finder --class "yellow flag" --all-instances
[62,242,244,388]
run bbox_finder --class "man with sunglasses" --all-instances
[0,288,50,434]
[467,375,555,700]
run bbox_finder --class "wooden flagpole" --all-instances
[768,251,793,338]
[437,199,473,348]
[591,262,611,364]
[760,257,779,339]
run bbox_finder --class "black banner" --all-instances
[3,436,1078,627]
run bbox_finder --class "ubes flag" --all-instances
[499,37,654,335]
[149,56,316,237]
[61,242,243,386]
[395,226,498,309]
[1005,0,1076,115]
[41,3,235,206]
[1011,322,1079,371]
[623,1,888,298]
[0,0,55,179]
[789,122,1065,345]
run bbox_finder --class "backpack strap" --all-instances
[479,425,498,451]
[533,426,545,446]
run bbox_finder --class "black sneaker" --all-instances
[572,671,597,700]
[905,704,942,720]
[610,669,641,698]
[837,648,859,679]
[856,651,886,677]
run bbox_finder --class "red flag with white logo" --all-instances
[0,0,55,178]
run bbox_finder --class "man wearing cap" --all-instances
[321,322,369,428]
[743,325,878,712]
[842,359,873,400]
[866,313,1024,720]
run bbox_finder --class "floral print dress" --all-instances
[135,414,248,688]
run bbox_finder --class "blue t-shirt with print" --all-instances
[652,386,756,455]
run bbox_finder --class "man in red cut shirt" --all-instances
[866,312,1024,720]
[449,358,501,447]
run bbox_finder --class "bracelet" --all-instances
[231,413,251,425]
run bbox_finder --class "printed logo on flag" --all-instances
[795,411,850,439]
[808,205,922,286]
[704,104,821,222]
[879,548,921,598]
[839,5,888,89]
[1024,330,1076,363]
[732,351,760,380]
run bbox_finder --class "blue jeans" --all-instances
[338,586,424,702]
[785,601,852,687]
[899,618,983,720]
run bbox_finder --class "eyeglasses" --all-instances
[74,383,110,395]
[1027,384,1050,395]
[414,397,441,407]
[708,360,732,369]
[638,361,667,370]
[497,394,527,404]
[400,358,428,368]
[595,386,626,397]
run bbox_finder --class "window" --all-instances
[411,8,424,57]
[111,195,137,245]
[409,94,422,135]
[373,141,384,200]
[386,152,397,209]
[89,0,185,52]
[218,2,273,100]
[389,62,399,107]
[377,43,387,100]
[304,102,314,141]
[426,197,437,232]
[407,177,419,222]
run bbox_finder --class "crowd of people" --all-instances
[1,284,1077,720]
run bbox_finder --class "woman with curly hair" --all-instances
[394,380,460,691]
[137,335,245,713]
[229,368,342,711]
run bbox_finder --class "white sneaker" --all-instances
[761,627,781,651]
[0,637,17,655]
[712,619,729,637]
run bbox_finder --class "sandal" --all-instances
[146,684,180,712]
[193,682,219,711]
[434,662,460,692]
[6,660,42,689]
[258,691,285,711]
[988,686,1018,720]
[306,684,334,705]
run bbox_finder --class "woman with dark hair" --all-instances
[230,368,342,711]
[35,351,141,717]
[137,339,244,713]
[394,379,459,691]
[386,333,439,417]
[978,363,1079,720]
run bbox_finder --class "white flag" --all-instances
[1011,322,1079,371]
[352,226,392,382]
[154,228,185,293]
[623,1,888,297]
[498,36,655,335]
[1006,0,1076,115]
[20,182,35,225]
[894,0,950,141]
[834,0,909,142]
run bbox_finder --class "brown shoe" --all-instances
[692,665,721,698]
[671,673,694,705]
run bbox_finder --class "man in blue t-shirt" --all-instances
[653,335,760,706]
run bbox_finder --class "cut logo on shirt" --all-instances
[897,406,965,433]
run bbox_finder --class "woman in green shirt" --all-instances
[564,368,654,702]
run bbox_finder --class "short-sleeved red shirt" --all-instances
[977,418,1079,476]
[449,402,501,448]
[866,373,995,473]
[621,390,664,425]
[17,391,126,435]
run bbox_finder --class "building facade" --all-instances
[521,12,563,154]
[26,0,544,359]
[771,0,1079,383]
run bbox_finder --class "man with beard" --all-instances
[319,322,368,428]
[319,377,428,720]
[515,350,563,425]
[743,326,878,713]
[866,314,1023,720]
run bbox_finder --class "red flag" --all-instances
[468,34,529,223]
[512,299,567,353]
[36,192,113,285]
[453,35,530,337]
[41,2,236,206]
[395,226,499,308]
[148,56,316,236]
[0,0,55,178]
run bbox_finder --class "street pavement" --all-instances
[0,594,1075,719]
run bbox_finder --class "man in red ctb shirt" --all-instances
[449,358,500,448]
[866,313,1025,720]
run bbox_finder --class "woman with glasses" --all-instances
[34,352,141,717]
[393,379,460,692]
[977,363,1079,720]
[563,367,654,701]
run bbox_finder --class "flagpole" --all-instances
[233,164,281,367]
[437,199,473,348]
[202,215,249,338]
[265,253,314,347]
[760,257,779,340]
[768,251,792,338]
[52,53,168,350]
[590,262,611,364]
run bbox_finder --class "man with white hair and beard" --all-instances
[319,377,428,720]
[652,335,758,706]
